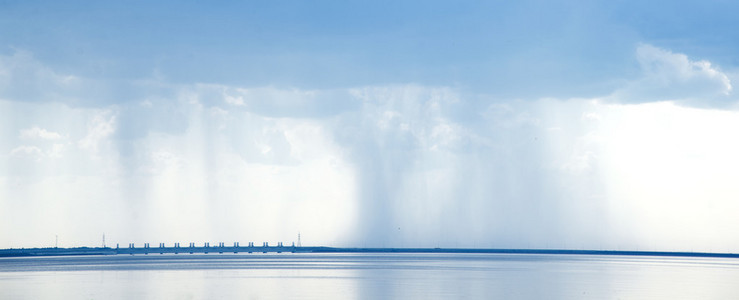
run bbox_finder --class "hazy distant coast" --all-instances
[2,246,738,259]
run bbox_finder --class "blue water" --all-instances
[2,253,739,299]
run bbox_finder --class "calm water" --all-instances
[2,253,739,299]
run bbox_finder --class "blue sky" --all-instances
[1,1,739,251]
[4,0,739,96]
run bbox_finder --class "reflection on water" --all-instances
[2,253,739,299]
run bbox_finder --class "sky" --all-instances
[1,0,739,252]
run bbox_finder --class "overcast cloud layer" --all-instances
[2,1,739,252]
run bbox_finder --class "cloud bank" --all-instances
[1,45,739,252]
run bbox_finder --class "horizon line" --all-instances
[2,246,738,259]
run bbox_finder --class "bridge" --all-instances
[117,242,299,255]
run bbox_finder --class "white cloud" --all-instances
[47,143,66,158]
[7,143,68,162]
[190,84,354,118]
[19,126,65,140]
[223,92,245,106]
[144,150,183,174]
[9,145,42,157]
[595,101,739,250]
[612,44,734,106]
[0,50,177,107]
[638,44,731,94]
[78,110,116,155]
[0,50,84,103]
[582,112,602,122]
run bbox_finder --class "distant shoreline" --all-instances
[2,246,738,259]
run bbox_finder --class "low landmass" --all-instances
[1,246,738,259]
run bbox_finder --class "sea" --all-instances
[1,253,739,299]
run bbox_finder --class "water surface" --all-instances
[2,253,738,299]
